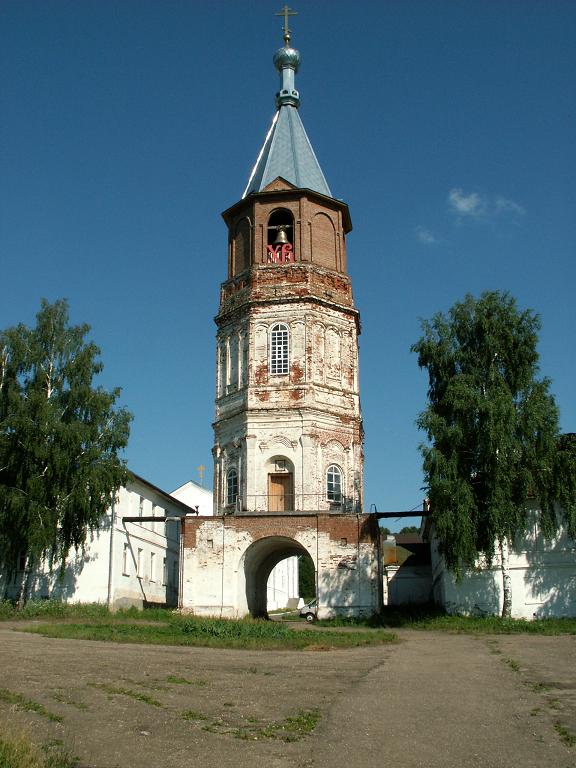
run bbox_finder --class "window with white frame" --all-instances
[138,496,144,517]
[226,468,238,506]
[327,465,342,502]
[150,551,156,582]
[270,323,289,375]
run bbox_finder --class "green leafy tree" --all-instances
[298,553,316,600]
[399,526,420,535]
[0,299,132,603]
[412,291,576,617]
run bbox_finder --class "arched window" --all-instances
[270,323,289,375]
[326,465,342,502]
[226,468,238,506]
[267,209,294,247]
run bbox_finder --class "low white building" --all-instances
[2,473,195,609]
[425,511,576,619]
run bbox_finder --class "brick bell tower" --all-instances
[213,16,364,517]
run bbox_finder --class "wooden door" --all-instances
[268,474,293,512]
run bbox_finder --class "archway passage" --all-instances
[243,536,313,618]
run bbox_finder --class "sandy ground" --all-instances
[0,624,575,768]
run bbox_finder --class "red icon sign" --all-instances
[266,243,294,263]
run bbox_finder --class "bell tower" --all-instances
[213,17,364,517]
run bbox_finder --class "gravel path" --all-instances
[0,625,574,767]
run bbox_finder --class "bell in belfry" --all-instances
[274,225,289,245]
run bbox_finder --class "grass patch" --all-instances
[49,692,88,712]
[182,709,209,721]
[234,709,320,742]
[86,682,162,707]
[0,600,175,623]
[23,616,396,650]
[0,734,76,768]
[0,688,62,723]
[316,605,576,635]
[554,722,576,747]
[504,657,521,672]
[525,681,551,693]
[121,677,167,691]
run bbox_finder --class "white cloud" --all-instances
[448,188,526,220]
[448,188,487,217]
[495,196,526,216]
[415,226,438,245]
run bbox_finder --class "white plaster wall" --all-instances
[171,481,213,516]
[181,519,379,619]
[2,476,191,608]
[429,520,576,619]
[267,555,299,610]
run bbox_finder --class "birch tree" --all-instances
[0,299,131,602]
[412,291,574,617]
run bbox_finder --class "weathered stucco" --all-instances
[181,514,380,618]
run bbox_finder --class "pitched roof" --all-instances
[243,105,331,199]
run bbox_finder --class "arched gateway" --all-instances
[181,515,381,619]
[180,19,382,619]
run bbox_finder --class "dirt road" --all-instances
[0,625,574,767]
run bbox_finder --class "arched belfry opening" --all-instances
[241,536,314,618]
[267,208,294,263]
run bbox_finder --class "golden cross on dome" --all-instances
[275,5,297,45]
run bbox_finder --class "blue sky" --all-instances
[2,1,575,527]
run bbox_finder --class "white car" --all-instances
[299,599,317,622]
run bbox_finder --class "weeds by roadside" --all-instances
[554,722,576,747]
[86,682,162,707]
[0,689,62,723]
[0,735,77,768]
[316,605,576,635]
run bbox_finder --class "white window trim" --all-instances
[327,464,343,502]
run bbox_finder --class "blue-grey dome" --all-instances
[274,46,300,72]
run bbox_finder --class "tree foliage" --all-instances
[399,526,420,535]
[412,291,574,581]
[298,553,316,599]
[0,299,132,579]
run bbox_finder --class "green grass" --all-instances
[22,615,396,650]
[0,688,62,723]
[316,605,576,635]
[0,600,174,623]
[234,709,320,742]
[86,682,162,707]
[504,657,521,672]
[554,722,576,747]
[0,735,77,768]
[182,709,209,721]
[49,692,88,711]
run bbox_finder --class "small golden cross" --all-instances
[197,464,205,486]
[275,5,297,44]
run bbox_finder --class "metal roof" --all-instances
[242,29,331,199]
[243,106,331,198]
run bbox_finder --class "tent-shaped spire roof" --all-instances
[242,13,331,199]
